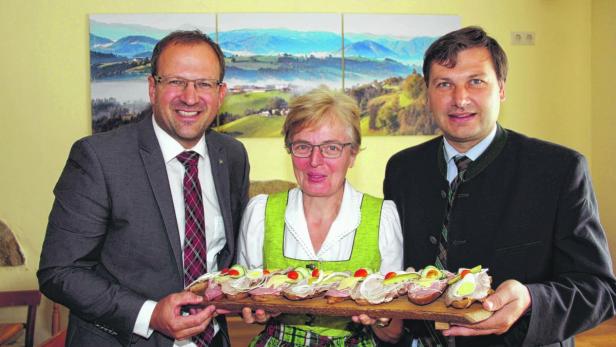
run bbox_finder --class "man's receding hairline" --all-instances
[158,41,223,73]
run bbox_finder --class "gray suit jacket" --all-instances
[38,116,250,346]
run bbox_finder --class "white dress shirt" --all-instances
[237,181,404,274]
[443,125,497,183]
[133,117,224,344]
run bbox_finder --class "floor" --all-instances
[227,316,616,346]
[576,317,616,347]
[228,316,262,346]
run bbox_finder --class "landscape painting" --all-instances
[214,13,342,137]
[343,14,459,135]
[89,14,215,133]
[89,13,459,136]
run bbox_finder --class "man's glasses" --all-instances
[153,75,223,93]
[288,142,353,159]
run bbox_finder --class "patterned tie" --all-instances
[422,155,472,347]
[177,151,215,346]
[436,155,472,271]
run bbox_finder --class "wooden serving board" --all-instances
[206,296,492,324]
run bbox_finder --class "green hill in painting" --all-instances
[214,71,436,137]
[360,116,387,136]
[221,90,291,116]
[348,72,437,135]
[214,115,285,137]
[216,90,292,137]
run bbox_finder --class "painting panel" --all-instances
[215,13,343,137]
[89,14,216,133]
[343,14,460,135]
[89,13,460,137]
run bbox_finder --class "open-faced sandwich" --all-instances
[186,271,221,298]
[406,265,452,305]
[220,266,270,300]
[249,267,304,302]
[283,268,350,301]
[445,265,493,309]
[383,270,421,296]
[185,264,247,301]
[351,272,402,306]
[324,268,372,304]
[349,269,420,306]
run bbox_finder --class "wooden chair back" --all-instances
[39,329,67,347]
[0,290,41,347]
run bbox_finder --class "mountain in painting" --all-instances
[224,54,412,85]
[91,35,158,58]
[90,33,113,47]
[385,36,434,61]
[90,20,171,41]
[109,35,158,57]
[88,27,432,84]
[344,57,416,86]
[90,51,127,64]
[89,26,434,64]
[344,33,434,63]
[219,29,345,55]
[218,29,434,66]
[344,40,401,60]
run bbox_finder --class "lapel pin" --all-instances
[218,159,224,165]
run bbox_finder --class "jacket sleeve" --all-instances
[229,141,251,266]
[239,143,250,221]
[523,153,616,344]
[38,139,145,343]
[383,156,396,201]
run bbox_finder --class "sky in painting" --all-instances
[218,13,340,32]
[90,14,216,40]
[344,14,460,39]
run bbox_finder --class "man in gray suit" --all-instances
[38,30,250,346]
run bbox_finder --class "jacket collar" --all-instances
[137,116,183,276]
[438,123,508,182]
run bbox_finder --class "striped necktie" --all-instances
[177,151,215,346]
[423,155,472,347]
[436,155,472,270]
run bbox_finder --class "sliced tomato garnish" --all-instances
[287,271,299,280]
[228,269,240,276]
[311,268,320,277]
[385,271,397,280]
[354,269,368,278]
[220,268,229,275]
[460,269,471,278]
[263,269,270,275]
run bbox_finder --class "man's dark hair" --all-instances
[150,30,226,81]
[422,26,508,86]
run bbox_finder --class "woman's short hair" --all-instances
[283,87,361,150]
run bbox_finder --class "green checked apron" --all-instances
[249,190,383,347]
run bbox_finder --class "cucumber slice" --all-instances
[294,267,311,279]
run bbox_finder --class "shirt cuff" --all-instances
[133,300,157,338]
